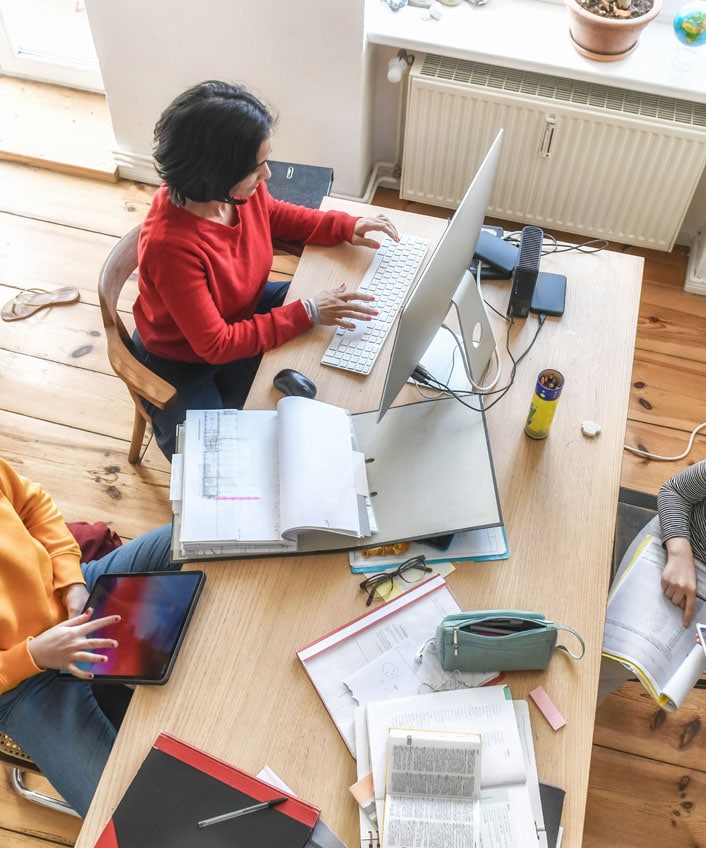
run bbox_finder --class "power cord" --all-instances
[413,313,547,413]
[503,231,608,256]
[624,421,706,462]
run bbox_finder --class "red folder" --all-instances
[94,732,319,847]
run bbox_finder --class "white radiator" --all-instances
[401,54,706,250]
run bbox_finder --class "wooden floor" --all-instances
[1,83,706,847]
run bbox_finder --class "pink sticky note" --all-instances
[529,685,566,731]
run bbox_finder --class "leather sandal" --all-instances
[1,287,80,322]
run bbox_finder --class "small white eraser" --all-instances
[529,685,566,731]
[581,420,601,438]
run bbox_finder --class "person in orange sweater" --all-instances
[0,457,175,816]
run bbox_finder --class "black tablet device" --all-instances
[60,571,205,685]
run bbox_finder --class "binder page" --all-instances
[603,536,706,709]
[179,409,281,544]
[278,397,363,538]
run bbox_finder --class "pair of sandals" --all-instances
[1,286,80,322]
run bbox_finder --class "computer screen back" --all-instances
[377,130,503,422]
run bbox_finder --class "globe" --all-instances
[673,1,706,47]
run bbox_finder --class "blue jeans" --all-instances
[0,524,176,816]
[132,281,290,461]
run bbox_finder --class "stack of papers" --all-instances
[355,688,545,848]
[297,576,554,847]
[349,525,509,573]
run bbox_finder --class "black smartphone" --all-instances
[422,534,455,551]
[530,271,567,317]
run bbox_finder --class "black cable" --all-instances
[415,313,546,413]
[503,230,608,256]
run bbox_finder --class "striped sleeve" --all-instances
[657,460,706,563]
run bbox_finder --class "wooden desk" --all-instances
[75,201,642,847]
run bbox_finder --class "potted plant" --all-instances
[566,0,663,61]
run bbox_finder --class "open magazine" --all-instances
[602,535,706,710]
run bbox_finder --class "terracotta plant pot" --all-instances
[565,0,663,61]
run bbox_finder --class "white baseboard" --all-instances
[112,147,160,186]
[685,231,706,296]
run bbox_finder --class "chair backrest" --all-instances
[98,224,176,412]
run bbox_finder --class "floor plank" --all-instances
[628,348,706,432]
[0,410,171,538]
[0,212,117,307]
[0,161,154,236]
[0,769,80,847]
[584,746,705,847]
[593,682,706,769]
[0,77,117,183]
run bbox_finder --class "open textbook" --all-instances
[382,728,482,848]
[171,398,375,559]
[603,535,706,710]
[359,686,540,846]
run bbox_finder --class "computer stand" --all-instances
[449,269,500,390]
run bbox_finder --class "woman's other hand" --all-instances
[351,215,400,249]
[28,609,121,680]
[60,582,90,619]
[314,284,379,330]
[661,537,698,626]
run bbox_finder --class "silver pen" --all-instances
[197,795,288,828]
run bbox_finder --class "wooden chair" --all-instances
[98,224,176,464]
[0,732,78,816]
[98,225,303,464]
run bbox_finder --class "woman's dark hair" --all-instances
[153,80,275,205]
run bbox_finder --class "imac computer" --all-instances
[377,130,504,422]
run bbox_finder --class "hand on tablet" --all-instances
[28,609,120,680]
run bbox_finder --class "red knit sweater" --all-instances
[134,183,358,364]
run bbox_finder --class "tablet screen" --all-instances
[62,571,205,685]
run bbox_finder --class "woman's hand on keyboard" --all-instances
[350,215,400,249]
[314,284,378,329]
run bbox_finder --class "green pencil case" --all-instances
[435,610,585,672]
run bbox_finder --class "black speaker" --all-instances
[507,226,543,318]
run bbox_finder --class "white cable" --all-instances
[624,421,706,461]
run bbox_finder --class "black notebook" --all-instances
[94,733,319,848]
[539,781,566,848]
[268,160,333,209]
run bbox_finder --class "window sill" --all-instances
[366,0,706,103]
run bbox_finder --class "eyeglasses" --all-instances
[359,555,432,606]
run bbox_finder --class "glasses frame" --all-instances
[359,555,432,606]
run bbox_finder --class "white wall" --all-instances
[85,0,705,246]
[85,0,374,197]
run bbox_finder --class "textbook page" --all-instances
[382,728,482,848]
[354,705,536,848]
[366,686,526,820]
[603,535,706,710]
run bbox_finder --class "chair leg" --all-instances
[128,407,147,465]
[11,768,80,817]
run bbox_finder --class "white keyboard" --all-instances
[321,233,430,375]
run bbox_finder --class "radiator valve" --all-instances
[387,49,414,83]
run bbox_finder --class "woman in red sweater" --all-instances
[133,80,399,459]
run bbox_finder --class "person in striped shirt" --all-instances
[657,461,706,628]
[598,461,706,703]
